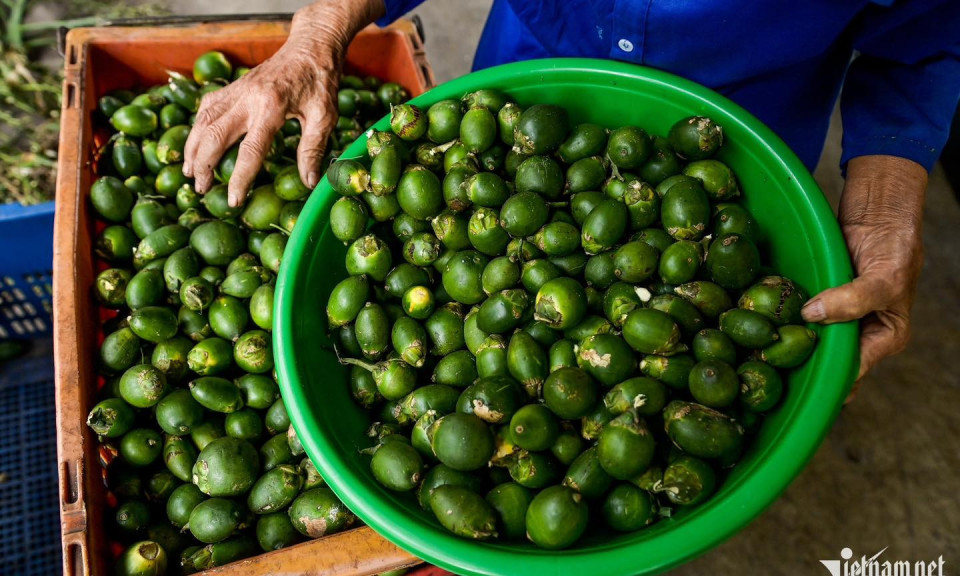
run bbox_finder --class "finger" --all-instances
[845,316,893,404]
[801,275,891,324]
[297,96,338,189]
[191,110,246,194]
[228,117,285,207]
[857,314,909,380]
[183,95,228,177]
[844,379,863,404]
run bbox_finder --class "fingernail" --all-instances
[801,299,825,322]
[307,171,319,189]
[182,162,192,177]
[228,190,240,208]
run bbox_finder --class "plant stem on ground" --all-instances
[0,0,168,205]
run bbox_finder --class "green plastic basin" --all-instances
[276,58,858,576]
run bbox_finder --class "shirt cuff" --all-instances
[840,135,943,172]
[375,0,425,27]
[840,51,959,173]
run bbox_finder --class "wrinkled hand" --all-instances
[801,155,928,393]
[182,0,385,207]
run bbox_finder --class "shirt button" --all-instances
[618,39,634,52]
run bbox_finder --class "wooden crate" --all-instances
[53,19,433,576]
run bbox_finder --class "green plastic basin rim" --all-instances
[276,58,859,576]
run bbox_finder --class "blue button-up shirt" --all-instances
[379,0,960,172]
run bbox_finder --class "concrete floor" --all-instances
[171,1,960,572]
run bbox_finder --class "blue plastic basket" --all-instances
[0,339,62,575]
[0,202,55,339]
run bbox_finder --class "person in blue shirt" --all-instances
[182,0,960,390]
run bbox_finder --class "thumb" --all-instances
[801,274,889,324]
